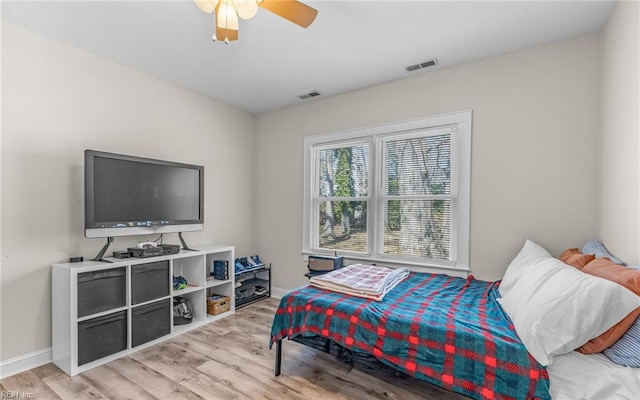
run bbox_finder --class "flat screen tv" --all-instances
[85,150,204,238]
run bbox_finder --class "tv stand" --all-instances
[91,237,114,263]
[179,232,196,251]
[52,244,235,376]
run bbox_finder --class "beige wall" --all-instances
[598,1,640,264]
[254,33,601,290]
[0,24,255,360]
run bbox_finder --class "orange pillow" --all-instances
[559,248,596,270]
[578,257,640,354]
[583,257,640,295]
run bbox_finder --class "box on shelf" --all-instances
[132,299,171,347]
[207,295,230,315]
[77,267,126,317]
[132,261,170,304]
[77,310,127,366]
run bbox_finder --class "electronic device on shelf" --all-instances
[112,250,131,259]
[137,241,157,249]
[158,244,180,255]
[308,254,344,272]
[128,246,164,258]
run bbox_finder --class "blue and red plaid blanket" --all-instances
[270,272,550,400]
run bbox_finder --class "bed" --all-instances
[270,272,551,400]
[270,239,640,400]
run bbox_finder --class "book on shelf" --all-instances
[212,260,229,280]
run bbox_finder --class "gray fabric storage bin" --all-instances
[132,299,171,347]
[77,310,127,366]
[131,261,169,305]
[77,267,126,318]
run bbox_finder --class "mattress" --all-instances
[548,351,640,400]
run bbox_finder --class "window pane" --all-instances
[318,145,369,198]
[318,200,367,252]
[382,200,451,260]
[385,134,450,196]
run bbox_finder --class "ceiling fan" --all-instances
[194,0,318,43]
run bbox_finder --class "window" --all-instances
[316,141,370,253]
[303,110,471,271]
[380,129,454,262]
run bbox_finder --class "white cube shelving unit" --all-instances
[52,245,234,376]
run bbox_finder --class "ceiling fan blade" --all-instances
[258,0,318,28]
[194,0,217,13]
[217,25,239,42]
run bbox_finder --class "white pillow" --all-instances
[499,239,551,298]
[498,256,640,366]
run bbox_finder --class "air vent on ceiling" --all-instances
[299,90,321,100]
[405,58,439,72]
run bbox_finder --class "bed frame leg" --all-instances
[275,339,282,376]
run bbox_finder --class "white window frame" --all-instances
[303,110,471,272]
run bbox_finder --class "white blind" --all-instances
[380,131,453,261]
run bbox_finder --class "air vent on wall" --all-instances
[405,58,438,72]
[299,90,321,100]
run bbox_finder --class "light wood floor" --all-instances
[1,298,468,399]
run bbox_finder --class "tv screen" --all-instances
[85,150,204,238]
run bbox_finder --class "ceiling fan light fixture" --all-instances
[195,0,317,43]
[217,0,239,30]
[234,0,259,20]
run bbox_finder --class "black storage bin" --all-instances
[132,261,169,305]
[132,299,171,347]
[77,310,127,366]
[77,267,126,318]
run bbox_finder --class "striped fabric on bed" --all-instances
[603,317,640,367]
[309,264,410,301]
[270,272,550,400]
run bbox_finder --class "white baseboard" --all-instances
[270,286,290,299]
[0,347,52,379]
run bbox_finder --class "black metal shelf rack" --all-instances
[235,264,271,309]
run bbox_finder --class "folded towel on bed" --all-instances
[309,264,409,301]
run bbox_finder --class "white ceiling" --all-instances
[2,1,616,114]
